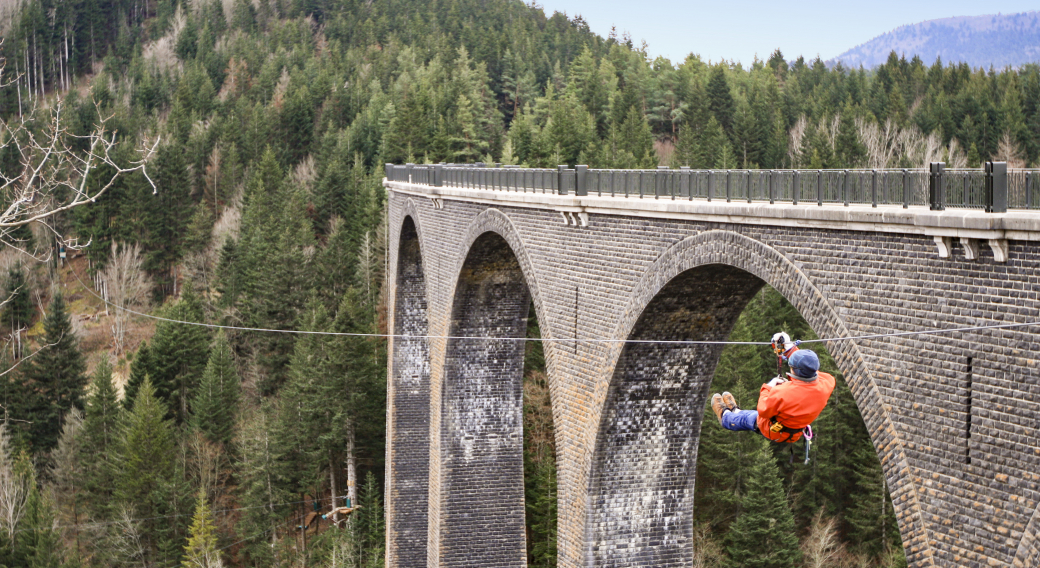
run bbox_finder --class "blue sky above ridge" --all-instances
[532,0,1040,66]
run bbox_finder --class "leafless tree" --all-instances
[185,430,231,510]
[357,231,375,307]
[689,522,726,568]
[855,117,966,169]
[801,511,849,568]
[787,115,809,166]
[0,423,30,541]
[111,504,148,567]
[0,44,159,259]
[102,241,152,354]
[995,131,1026,168]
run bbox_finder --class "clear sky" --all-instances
[532,0,1040,65]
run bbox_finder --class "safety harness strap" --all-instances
[769,417,807,443]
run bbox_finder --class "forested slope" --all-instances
[0,0,1036,565]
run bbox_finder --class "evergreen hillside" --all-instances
[0,0,1037,565]
[830,11,1040,69]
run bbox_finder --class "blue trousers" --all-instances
[722,409,759,432]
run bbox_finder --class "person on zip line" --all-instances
[710,332,835,451]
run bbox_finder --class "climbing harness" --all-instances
[768,416,807,442]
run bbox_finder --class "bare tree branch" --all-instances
[0,50,158,259]
[102,241,152,354]
[0,423,30,541]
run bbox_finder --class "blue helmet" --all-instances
[788,349,820,380]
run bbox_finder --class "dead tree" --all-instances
[101,241,152,354]
[0,46,159,259]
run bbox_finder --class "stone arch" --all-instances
[1013,503,1040,567]
[386,205,432,568]
[442,208,560,435]
[584,230,931,567]
[435,208,553,567]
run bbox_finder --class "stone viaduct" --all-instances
[382,165,1040,568]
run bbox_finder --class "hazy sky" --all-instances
[532,0,1040,65]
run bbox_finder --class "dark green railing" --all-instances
[386,162,1039,212]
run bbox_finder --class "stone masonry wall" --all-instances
[387,218,431,568]
[586,265,764,566]
[438,232,530,567]
[385,186,1040,568]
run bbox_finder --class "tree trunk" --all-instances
[264,426,278,550]
[16,56,22,116]
[346,421,356,506]
[329,453,339,524]
[300,492,308,566]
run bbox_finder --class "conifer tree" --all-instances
[115,377,189,566]
[145,141,194,295]
[618,105,656,168]
[21,292,87,454]
[2,266,33,334]
[546,92,596,166]
[146,286,211,422]
[125,341,152,410]
[275,299,336,496]
[354,471,385,566]
[843,443,902,562]
[190,330,240,447]
[673,118,704,168]
[82,355,122,517]
[49,407,85,556]
[234,400,289,567]
[182,493,224,568]
[12,468,62,568]
[836,104,866,167]
[706,65,736,137]
[701,116,733,169]
[331,289,386,474]
[235,149,315,392]
[116,377,175,504]
[725,443,801,568]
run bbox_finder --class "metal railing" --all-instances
[386,162,1038,212]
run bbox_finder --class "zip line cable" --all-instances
[70,265,1040,346]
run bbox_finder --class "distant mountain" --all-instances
[829,11,1040,69]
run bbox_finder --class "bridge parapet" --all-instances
[387,162,1040,211]
[385,171,1040,264]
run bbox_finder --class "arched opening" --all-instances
[585,262,903,567]
[586,264,763,567]
[694,286,904,567]
[387,216,430,566]
[439,231,532,566]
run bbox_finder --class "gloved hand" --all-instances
[771,331,795,352]
[767,375,788,388]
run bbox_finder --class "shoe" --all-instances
[711,394,726,425]
[721,392,739,412]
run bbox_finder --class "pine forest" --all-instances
[0,0,1038,565]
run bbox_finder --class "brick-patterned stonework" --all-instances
[387,217,431,567]
[587,265,763,566]
[439,232,530,567]
[383,184,1040,568]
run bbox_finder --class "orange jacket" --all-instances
[756,365,836,443]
